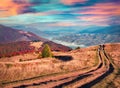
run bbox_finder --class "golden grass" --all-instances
[93,50,99,67]
[0,58,94,85]
[0,46,98,87]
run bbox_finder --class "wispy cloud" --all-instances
[0,0,120,31]
[0,0,31,17]
[48,22,78,27]
[79,3,120,16]
[74,2,120,26]
[61,0,88,5]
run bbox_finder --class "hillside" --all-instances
[0,43,120,88]
[0,25,71,58]
[0,25,48,43]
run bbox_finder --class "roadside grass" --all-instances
[2,65,93,87]
[0,58,95,87]
[93,50,99,67]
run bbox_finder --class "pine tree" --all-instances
[41,44,52,58]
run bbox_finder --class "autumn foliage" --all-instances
[0,41,35,58]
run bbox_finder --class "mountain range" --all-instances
[2,24,120,48]
[78,26,120,34]
[0,24,71,52]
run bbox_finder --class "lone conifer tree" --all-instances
[41,44,52,58]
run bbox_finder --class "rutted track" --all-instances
[79,51,114,88]
[3,45,114,88]
[53,45,113,88]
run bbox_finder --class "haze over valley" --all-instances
[9,24,120,48]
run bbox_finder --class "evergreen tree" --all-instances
[41,44,52,58]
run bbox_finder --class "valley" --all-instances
[9,24,120,48]
[53,33,120,48]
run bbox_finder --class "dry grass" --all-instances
[104,43,120,66]
[0,47,97,86]
[30,42,43,50]
[0,53,38,62]
[1,43,120,88]
[0,58,94,84]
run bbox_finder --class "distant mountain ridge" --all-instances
[53,33,120,47]
[78,26,120,34]
[0,25,48,43]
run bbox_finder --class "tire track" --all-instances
[63,45,113,88]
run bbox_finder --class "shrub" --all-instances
[41,44,53,58]
[19,59,23,62]
[5,63,13,68]
[37,53,42,59]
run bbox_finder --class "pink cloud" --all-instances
[79,3,120,16]
[61,0,88,5]
[78,15,108,21]
[77,15,110,26]
[0,0,31,17]
[48,22,78,27]
[75,2,120,26]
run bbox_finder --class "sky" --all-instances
[0,0,120,31]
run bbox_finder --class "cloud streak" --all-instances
[0,0,31,17]
[0,0,120,31]
[74,2,120,26]
[79,3,120,16]
[61,0,88,5]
